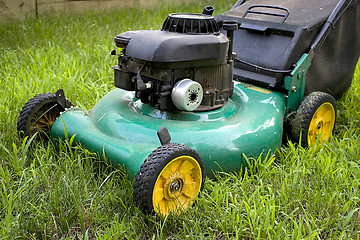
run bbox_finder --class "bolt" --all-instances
[292,86,297,92]
[170,181,180,193]
[297,71,304,78]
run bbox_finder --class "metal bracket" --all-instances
[56,89,69,109]
[157,127,171,146]
[284,53,312,114]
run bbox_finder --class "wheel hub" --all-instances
[170,180,181,193]
[164,172,184,199]
[316,120,323,133]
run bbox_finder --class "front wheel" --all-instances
[17,92,73,140]
[291,91,336,147]
[133,143,205,216]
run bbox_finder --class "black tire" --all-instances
[133,143,205,216]
[17,92,73,139]
[291,91,337,147]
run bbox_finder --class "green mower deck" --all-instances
[50,82,285,179]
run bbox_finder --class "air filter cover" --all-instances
[161,13,220,34]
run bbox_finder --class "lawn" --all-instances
[1,0,360,239]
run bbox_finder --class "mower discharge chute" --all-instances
[17,0,360,216]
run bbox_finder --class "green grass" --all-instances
[1,1,360,239]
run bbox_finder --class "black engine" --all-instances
[113,9,237,111]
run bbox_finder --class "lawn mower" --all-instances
[17,0,360,216]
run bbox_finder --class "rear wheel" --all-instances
[17,92,73,139]
[133,143,205,216]
[291,91,336,147]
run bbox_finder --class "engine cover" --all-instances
[113,13,234,112]
[125,30,228,66]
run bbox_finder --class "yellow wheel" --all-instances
[133,143,205,216]
[307,102,335,145]
[152,155,202,215]
[291,91,336,147]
